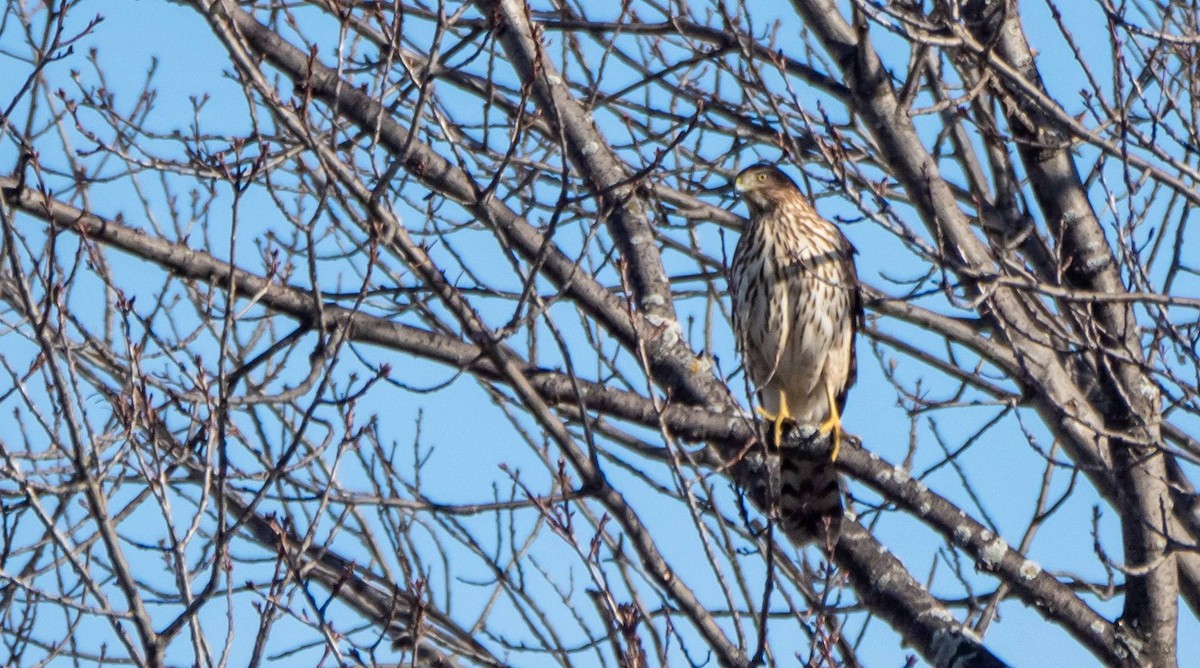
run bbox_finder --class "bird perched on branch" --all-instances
[729,164,862,545]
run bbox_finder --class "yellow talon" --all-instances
[818,382,843,462]
[756,389,792,448]
[758,385,843,457]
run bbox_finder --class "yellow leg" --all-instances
[756,389,792,448]
[818,382,842,462]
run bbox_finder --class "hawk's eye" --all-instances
[756,173,766,182]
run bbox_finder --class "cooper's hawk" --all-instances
[729,164,861,545]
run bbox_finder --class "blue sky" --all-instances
[0,1,1197,665]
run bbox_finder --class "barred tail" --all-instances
[779,455,843,548]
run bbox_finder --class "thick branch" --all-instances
[189,0,729,412]
[962,7,1176,662]
[0,178,1126,665]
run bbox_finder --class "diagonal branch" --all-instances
[0,175,1127,666]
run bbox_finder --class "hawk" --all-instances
[729,164,861,545]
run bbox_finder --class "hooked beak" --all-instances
[731,174,745,193]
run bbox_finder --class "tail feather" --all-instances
[779,455,843,547]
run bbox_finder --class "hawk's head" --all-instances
[733,164,803,216]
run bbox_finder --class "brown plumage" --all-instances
[729,164,861,546]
